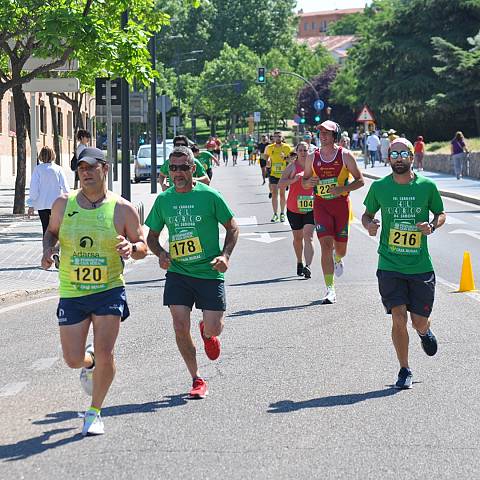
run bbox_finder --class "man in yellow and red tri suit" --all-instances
[303,120,365,304]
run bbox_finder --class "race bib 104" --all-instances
[297,195,314,212]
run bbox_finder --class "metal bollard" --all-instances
[135,201,144,225]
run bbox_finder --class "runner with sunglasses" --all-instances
[362,137,445,389]
[279,142,315,278]
[158,136,210,190]
[146,146,239,399]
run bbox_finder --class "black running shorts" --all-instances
[376,269,435,317]
[164,271,226,311]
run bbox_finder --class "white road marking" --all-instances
[0,381,29,397]
[450,229,480,241]
[445,215,466,225]
[236,216,258,226]
[245,233,285,244]
[30,357,58,371]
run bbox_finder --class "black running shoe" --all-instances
[297,263,304,276]
[419,329,438,356]
[268,192,272,199]
[53,254,60,269]
[303,265,311,279]
[395,367,413,389]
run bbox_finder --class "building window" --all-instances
[39,102,47,134]
[320,20,328,32]
[304,23,308,31]
[311,21,316,30]
[67,111,73,139]
[8,101,15,135]
[57,108,63,137]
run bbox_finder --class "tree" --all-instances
[326,12,366,35]
[329,0,480,139]
[430,31,480,134]
[0,0,171,213]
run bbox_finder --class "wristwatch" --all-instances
[429,223,436,233]
[131,243,137,253]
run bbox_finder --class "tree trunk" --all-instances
[230,113,237,134]
[48,93,61,165]
[474,102,480,137]
[210,116,216,136]
[12,84,28,214]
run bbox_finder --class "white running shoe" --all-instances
[321,286,336,304]
[79,344,94,396]
[81,411,104,436]
[334,258,344,277]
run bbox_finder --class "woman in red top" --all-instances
[414,136,425,171]
[279,142,315,278]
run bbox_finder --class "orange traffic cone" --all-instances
[458,251,476,292]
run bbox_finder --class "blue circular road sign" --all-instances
[313,99,324,111]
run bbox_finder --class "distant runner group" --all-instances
[40,121,446,436]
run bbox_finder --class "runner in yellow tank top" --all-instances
[264,131,292,222]
[41,147,147,437]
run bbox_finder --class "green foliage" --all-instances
[326,13,365,35]
[330,0,480,139]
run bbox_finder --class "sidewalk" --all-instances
[0,172,159,305]
[356,156,480,205]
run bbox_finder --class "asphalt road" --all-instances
[1,161,480,479]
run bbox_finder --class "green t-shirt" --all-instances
[221,143,229,152]
[160,159,207,184]
[229,140,239,152]
[198,151,214,170]
[145,182,234,280]
[363,174,444,274]
[246,139,255,151]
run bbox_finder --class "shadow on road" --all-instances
[228,276,299,287]
[126,277,165,286]
[267,387,400,413]
[32,395,191,428]
[0,428,81,462]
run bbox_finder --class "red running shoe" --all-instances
[199,321,221,360]
[189,377,208,399]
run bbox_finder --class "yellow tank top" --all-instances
[58,191,125,298]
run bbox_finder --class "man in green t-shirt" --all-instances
[362,137,446,390]
[146,146,239,399]
[158,136,210,191]
[191,144,219,180]
[246,135,256,166]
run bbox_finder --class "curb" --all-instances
[0,286,58,307]
[362,172,480,206]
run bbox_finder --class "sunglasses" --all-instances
[169,164,192,172]
[389,150,411,160]
[174,143,188,147]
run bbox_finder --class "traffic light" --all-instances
[314,114,321,123]
[257,67,266,84]
[300,107,306,124]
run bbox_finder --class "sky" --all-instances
[295,0,372,13]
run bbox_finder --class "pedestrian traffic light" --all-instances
[300,107,306,124]
[257,67,266,84]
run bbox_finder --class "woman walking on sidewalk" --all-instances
[27,146,70,235]
[451,131,469,179]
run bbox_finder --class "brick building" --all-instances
[296,8,363,62]
[0,90,94,184]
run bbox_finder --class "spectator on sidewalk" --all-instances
[380,132,390,166]
[352,130,359,150]
[414,136,426,171]
[366,131,380,167]
[27,146,70,236]
[388,129,398,143]
[73,129,92,189]
[340,131,350,149]
[451,131,469,180]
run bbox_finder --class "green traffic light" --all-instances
[314,115,321,122]
[258,76,265,82]
[300,118,306,124]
